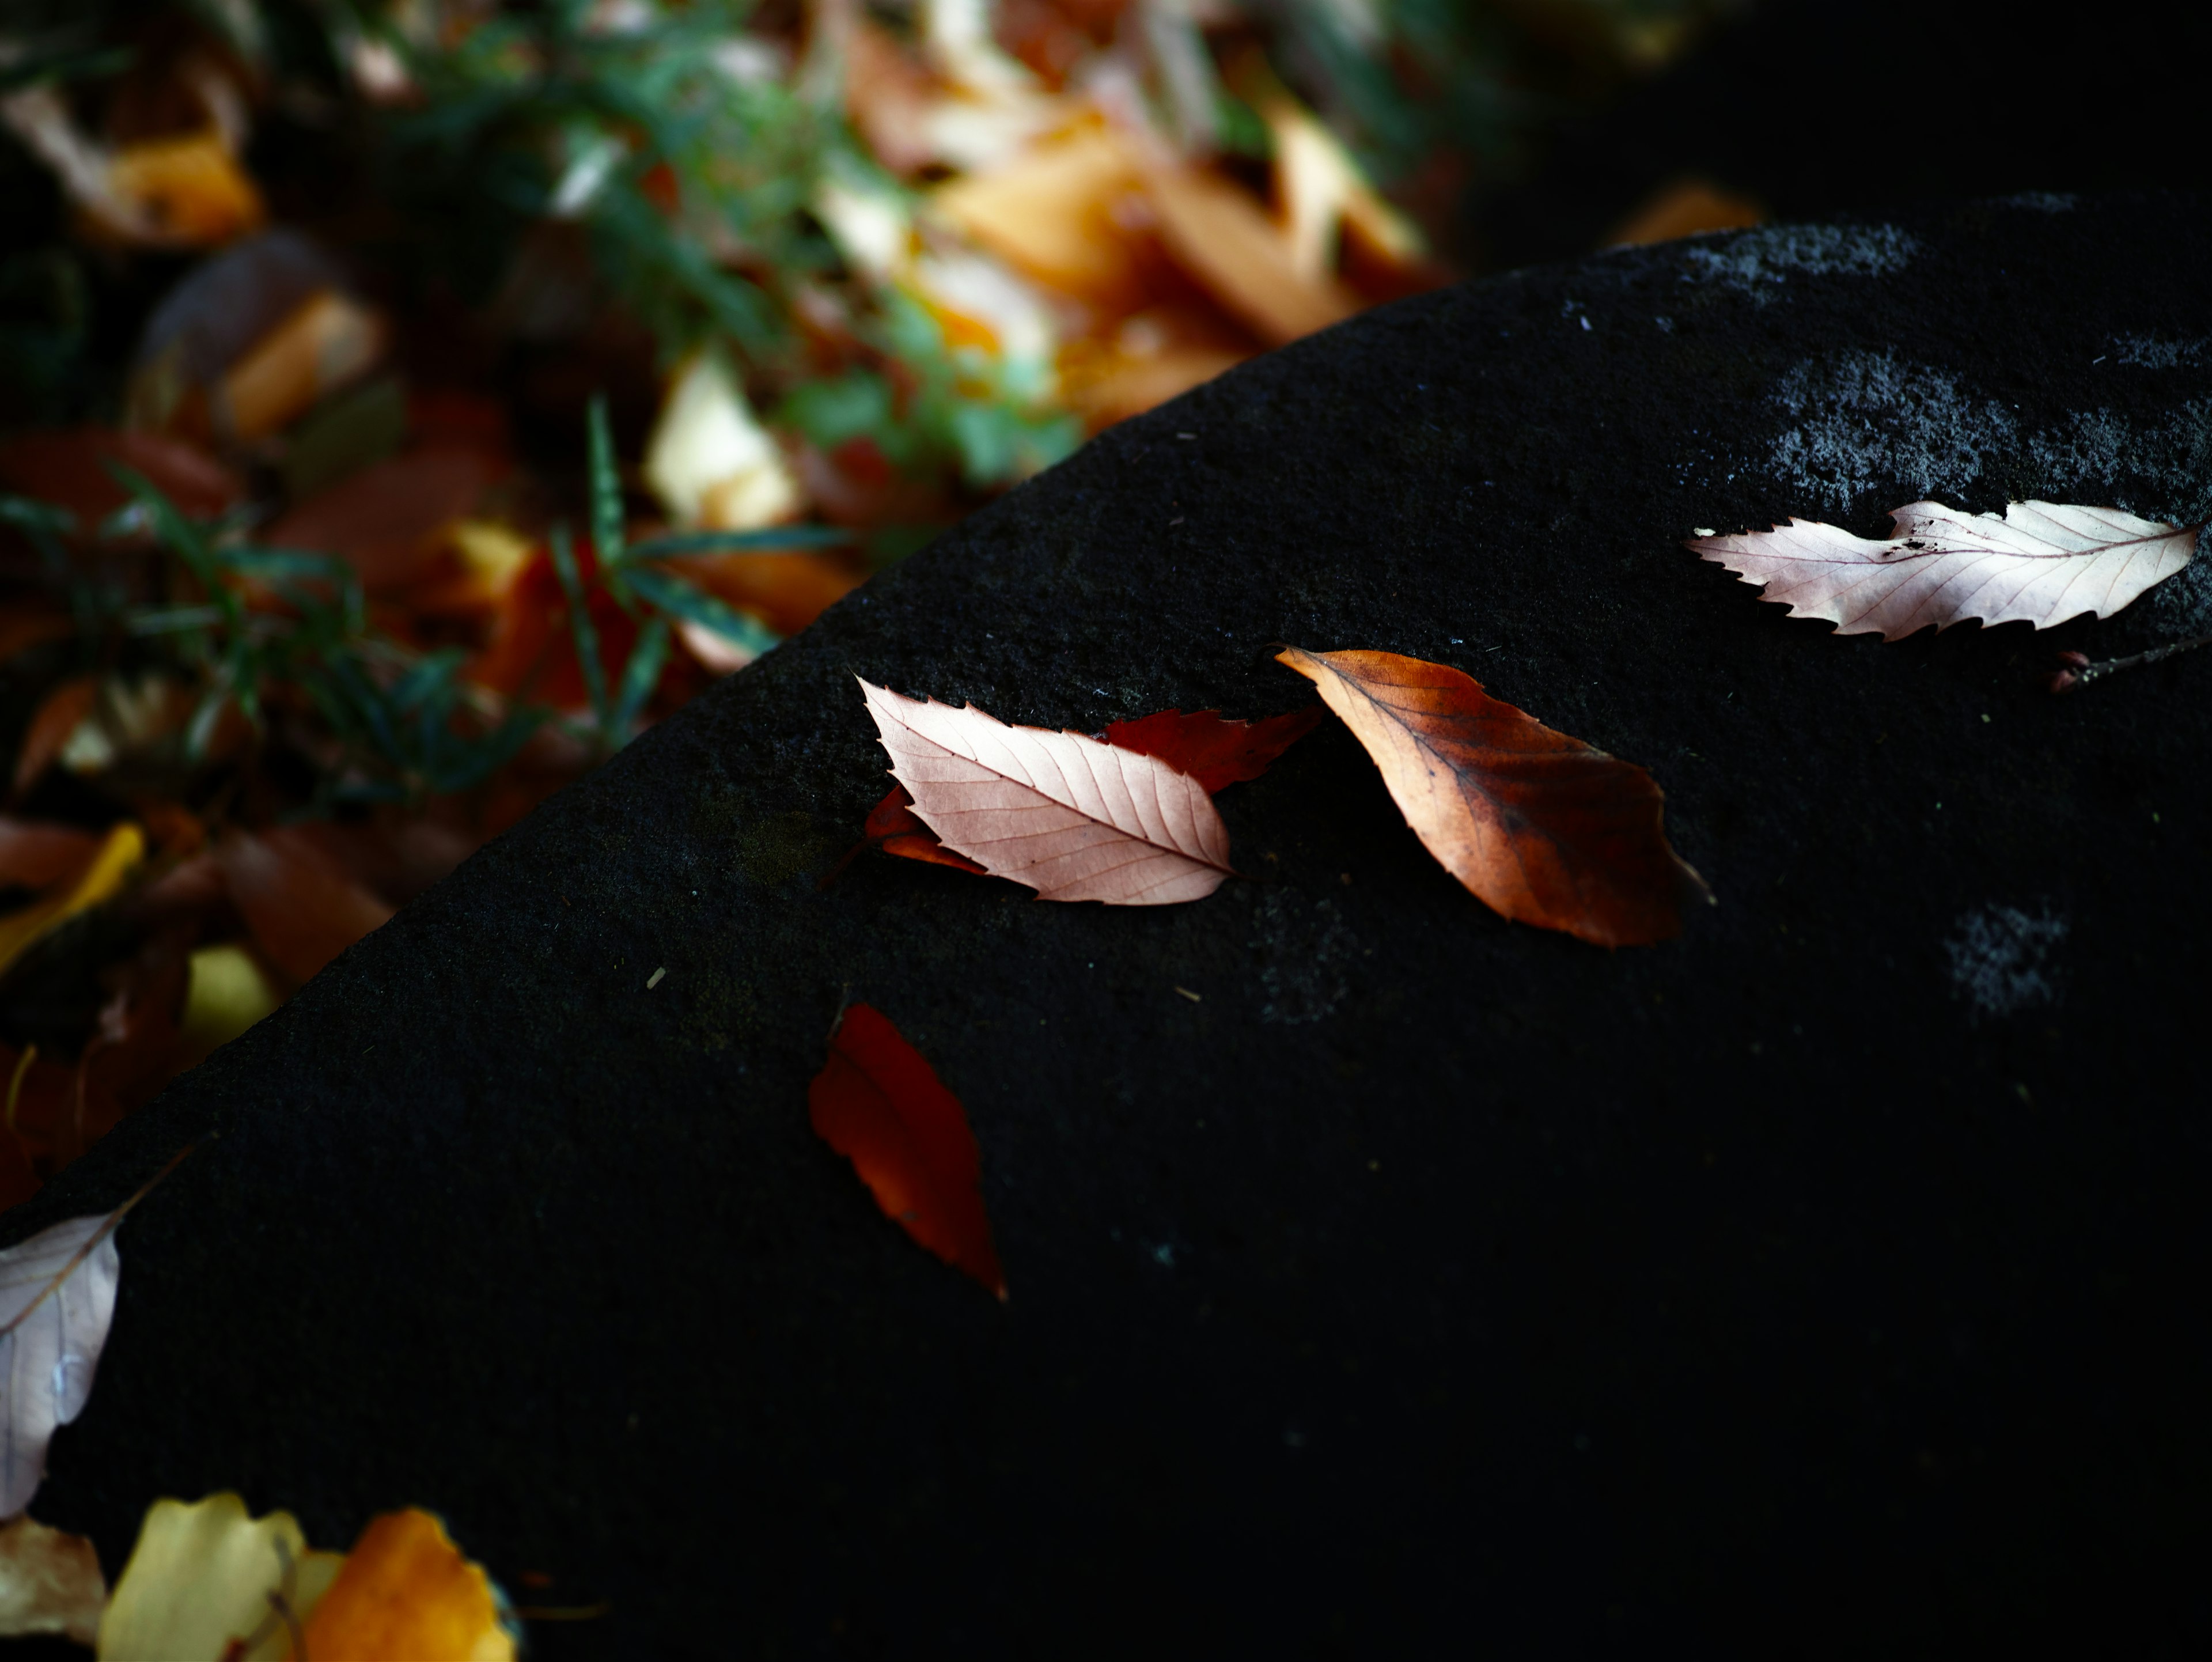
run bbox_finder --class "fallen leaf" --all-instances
[0,821,100,892]
[1688,500,2199,639]
[863,786,990,874]
[643,353,802,532]
[0,1512,104,1645]
[11,677,100,801]
[0,822,145,980]
[0,1212,123,1517]
[1143,163,1358,347]
[1275,646,1707,947]
[0,608,74,668]
[217,288,385,445]
[98,1491,345,1662]
[297,1508,516,1662]
[810,1002,1005,1297]
[1101,706,1324,794]
[176,944,281,1065]
[260,448,499,593]
[931,124,1154,311]
[215,828,395,986]
[1606,176,1764,247]
[105,130,267,248]
[0,428,241,527]
[859,678,1234,904]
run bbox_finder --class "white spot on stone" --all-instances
[1768,350,2016,508]
[1946,906,2067,1017]
[2112,334,2209,369]
[1682,224,1918,301]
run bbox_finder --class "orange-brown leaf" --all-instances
[1101,706,1323,793]
[809,1003,1005,1298]
[11,677,97,801]
[215,828,395,986]
[1276,646,1707,947]
[296,1508,514,1662]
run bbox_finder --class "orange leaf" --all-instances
[810,1003,1006,1298]
[1276,646,1707,947]
[215,828,395,986]
[1142,164,1358,347]
[296,1508,514,1662]
[1101,706,1324,794]
[11,677,97,801]
[105,130,266,247]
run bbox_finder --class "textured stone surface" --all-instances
[12,194,2212,1653]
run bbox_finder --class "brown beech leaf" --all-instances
[1276,646,1707,947]
[859,679,1233,905]
[809,1003,1005,1298]
[1688,500,2198,639]
[1101,706,1324,794]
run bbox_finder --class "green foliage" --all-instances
[779,294,1080,493]
[360,0,835,362]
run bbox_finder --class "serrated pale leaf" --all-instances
[0,1215,121,1519]
[1689,500,2197,639]
[859,680,1233,905]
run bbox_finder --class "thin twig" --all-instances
[2048,633,2212,692]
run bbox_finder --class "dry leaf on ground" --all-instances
[298,1508,515,1662]
[215,828,395,986]
[10,679,100,801]
[0,1512,105,1645]
[858,706,1316,879]
[0,822,145,980]
[1100,706,1324,793]
[98,1491,345,1662]
[1277,646,1707,947]
[810,1002,1005,1298]
[0,1212,123,1517]
[859,679,1234,905]
[1688,500,2199,639]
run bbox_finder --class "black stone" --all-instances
[14,194,2212,1655]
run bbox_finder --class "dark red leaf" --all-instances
[863,786,990,875]
[808,1002,1005,1298]
[1101,705,1323,793]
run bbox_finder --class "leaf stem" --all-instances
[2048,633,2212,692]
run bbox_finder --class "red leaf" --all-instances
[11,677,98,801]
[809,1003,1005,1298]
[863,787,990,874]
[1102,705,1323,793]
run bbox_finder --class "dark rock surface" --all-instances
[14,194,2212,1655]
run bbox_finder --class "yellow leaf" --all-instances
[107,131,266,247]
[0,821,144,979]
[931,125,1150,308]
[177,944,282,1063]
[98,1493,344,1662]
[1142,164,1357,347]
[643,354,802,532]
[0,1513,105,1646]
[298,1509,514,1662]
